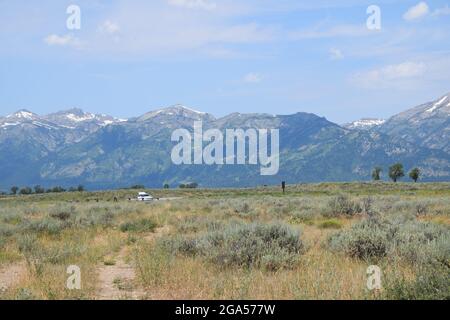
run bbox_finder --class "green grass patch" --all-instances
[318,219,342,229]
[120,218,157,233]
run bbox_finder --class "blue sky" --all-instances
[0,0,449,123]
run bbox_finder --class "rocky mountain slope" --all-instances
[0,93,449,190]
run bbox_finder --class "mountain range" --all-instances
[1,92,449,190]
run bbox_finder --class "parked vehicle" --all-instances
[137,192,153,201]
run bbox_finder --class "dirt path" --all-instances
[95,226,168,300]
[0,262,27,294]
[96,245,146,300]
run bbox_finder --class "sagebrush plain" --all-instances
[0,182,449,300]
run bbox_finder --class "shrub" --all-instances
[326,194,359,217]
[0,224,16,237]
[385,265,450,300]
[14,288,36,300]
[73,204,126,228]
[49,205,77,221]
[360,197,374,215]
[0,236,6,249]
[23,206,40,216]
[328,219,388,260]
[328,214,450,265]
[22,217,70,235]
[17,234,45,275]
[391,220,450,266]
[160,236,199,256]
[318,219,342,229]
[162,222,304,271]
[120,218,157,233]
[175,216,223,233]
[289,210,317,224]
[17,234,85,275]
[415,203,428,216]
[1,212,23,225]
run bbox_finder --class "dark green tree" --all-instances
[19,187,33,195]
[372,167,382,181]
[77,185,85,192]
[10,186,19,195]
[51,186,66,193]
[163,183,170,189]
[409,168,421,183]
[34,185,45,194]
[389,163,405,182]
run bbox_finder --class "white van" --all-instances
[137,192,153,201]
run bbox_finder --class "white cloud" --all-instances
[352,61,427,88]
[98,20,120,34]
[167,0,217,10]
[432,5,450,17]
[329,48,344,60]
[403,2,430,21]
[243,73,263,83]
[44,34,82,48]
[379,62,426,78]
[59,2,276,57]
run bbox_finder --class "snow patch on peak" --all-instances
[426,96,448,113]
[7,110,35,119]
[66,113,95,122]
[345,118,385,130]
[140,105,211,121]
[174,104,206,115]
[1,122,20,128]
[100,120,114,126]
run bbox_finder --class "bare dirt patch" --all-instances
[0,262,27,293]
[95,226,169,300]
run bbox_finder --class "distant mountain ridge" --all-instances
[0,93,449,190]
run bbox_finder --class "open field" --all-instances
[0,182,449,300]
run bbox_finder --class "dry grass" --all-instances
[0,183,448,300]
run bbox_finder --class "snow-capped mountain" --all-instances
[0,108,128,167]
[1,108,126,131]
[377,93,450,154]
[136,104,215,123]
[425,95,450,114]
[5,109,39,121]
[344,118,386,130]
[1,110,60,131]
[43,108,126,129]
[0,92,449,189]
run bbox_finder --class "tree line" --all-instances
[9,185,85,195]
[372,163,421,182]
